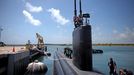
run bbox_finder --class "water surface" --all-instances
[37,45,134,75]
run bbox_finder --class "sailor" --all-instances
[73,16,79,28]
[69,49,73,59]
[64,48,67,56]
[78,14,83,25]
[119,68,133,75]
[108,58,117,75]
[66,49,69,57]
[45,46,47,52]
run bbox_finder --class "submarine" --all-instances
[72,0,92,71]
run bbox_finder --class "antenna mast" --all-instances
[74,0,77,16]
[74,0,78,28]
[78,0,83,25]
[79,0,82,15]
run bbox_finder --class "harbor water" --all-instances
[36,45,134,75]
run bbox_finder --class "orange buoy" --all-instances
[13,47,15,52]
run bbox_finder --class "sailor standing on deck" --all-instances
[108,58,117,75]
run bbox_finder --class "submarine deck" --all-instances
[53,51,102,75]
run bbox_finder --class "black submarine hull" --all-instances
[73,25,92,71]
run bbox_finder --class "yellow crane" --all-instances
[36,33,45,50]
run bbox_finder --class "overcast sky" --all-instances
[0,0,134,44]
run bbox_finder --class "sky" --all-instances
[0,0,134,44]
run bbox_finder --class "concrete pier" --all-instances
[7,51,30,75]
[0,46,41,75]
[0,46,26,54]
[0,54,8,75]
[0,51,30,75]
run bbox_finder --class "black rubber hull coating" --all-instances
[73,25,92,71]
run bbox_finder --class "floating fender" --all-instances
[26,60,48,74]
[92,49,103,54]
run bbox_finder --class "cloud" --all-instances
[113,29,118,34]
[96,27,100,31]
[23,10,41,26]
[113,27,134,42]
[48,8,69,25]
[26,2,43,13]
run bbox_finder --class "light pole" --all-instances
[0,27,3,42]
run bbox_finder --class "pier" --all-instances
[0,46,41,75]
[0,46,26,54]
